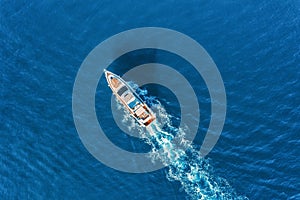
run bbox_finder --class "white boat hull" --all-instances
[104,70,156,127]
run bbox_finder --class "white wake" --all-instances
[117,83,247,200]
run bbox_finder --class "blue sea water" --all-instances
[1,0,300,199]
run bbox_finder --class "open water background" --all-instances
[1,0,299,199]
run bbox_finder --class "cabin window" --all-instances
[117,86,128,96]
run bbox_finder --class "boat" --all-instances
[104,70,156,127]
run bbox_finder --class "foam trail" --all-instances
[120,82,247,200]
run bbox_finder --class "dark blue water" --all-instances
[1,0,299,199]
